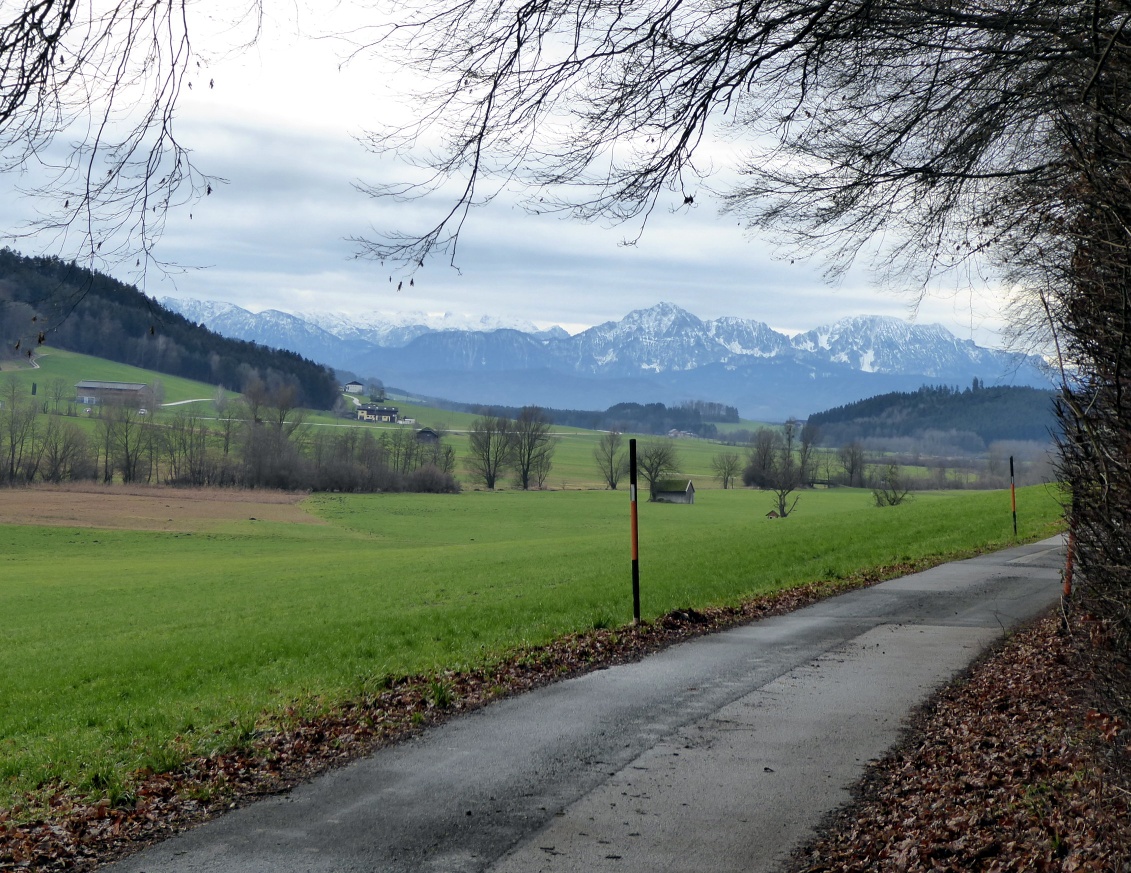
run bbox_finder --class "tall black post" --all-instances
[629,438,640,624]
[1010,455,1017,537]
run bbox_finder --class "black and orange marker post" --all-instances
[1010,456,1017,537]
[629,438,641,624]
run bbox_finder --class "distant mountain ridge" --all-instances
[162,298,1051,418]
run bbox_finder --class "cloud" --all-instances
[0,12,1014,351]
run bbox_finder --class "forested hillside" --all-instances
[0,249,338,409]
[808,383,1057,446]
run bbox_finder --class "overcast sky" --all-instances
[0,5,1014,345]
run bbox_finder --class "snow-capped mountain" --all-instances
[164,298,372,371]
[553,302,740,375]
[159,298,1049,417]
[790,316,1013,377]
[300,309,545,348]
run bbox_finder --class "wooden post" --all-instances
[1063,494,1078,599]
[1010,456,1017,537]
[1063,527,1075,598]
[629,438,640,624]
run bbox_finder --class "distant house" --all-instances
[357,404,399,423]
[415,427,441,444]
[74,380,149,407]
[343,380,364,394]
[653,479,696,504]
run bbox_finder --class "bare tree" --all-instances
[799,421,820,486]
[241,376,269,425]
[266,384,305,438]
[385,425,418,475]
[466,415,512,490]
[873,463,912,507]
[593,430,628,490]
[1,377,38,482]
[531,446,554,490]
[768,419,802,518]
[47,377,68,414]
[0,1,262,298]
[214,392,242,457]
[163,411,210,485]
[637,439,680,501]
[838,441,866,488]
[711,451,741,490]
[743,428,779,488]
[417,433,457,475]
[510,406,556,490]
[39,416,86,482]
[348,0,1075,285]
[108,403,153,484]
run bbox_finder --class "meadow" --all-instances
[0,484,1064,813]
[3,349,748,489]
[0,347,225,406]
[3,348,1034,491]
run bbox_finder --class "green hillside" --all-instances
[0,248,338,408]
[1,347,227,405]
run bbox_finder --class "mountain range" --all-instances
[161,299,1052,418]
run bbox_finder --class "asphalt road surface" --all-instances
[108,535,1065,873]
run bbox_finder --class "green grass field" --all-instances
[0,485,1064,813]
[301,407,743,489]
[3,348,1028,492]
[1,347,226,406]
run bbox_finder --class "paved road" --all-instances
[109,536,1065,873]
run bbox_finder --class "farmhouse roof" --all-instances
[655,479,694,493]
[75,380,148,391]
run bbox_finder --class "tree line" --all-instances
[808,384,1058,446]
[464,408,557,490]
[424,398,737,438]
[0,377,459,492]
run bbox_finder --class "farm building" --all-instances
[415,427,441,444]
[653,479,695,504]
[74,380,150,407]
[357,404,399,423]
[343,380,365,394]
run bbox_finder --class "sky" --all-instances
[0,4,1015,346]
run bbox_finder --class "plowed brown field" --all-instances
[0,485,324,531]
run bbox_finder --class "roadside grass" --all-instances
[0,485,1064,815]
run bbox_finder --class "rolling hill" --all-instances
[0,249,339,409]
